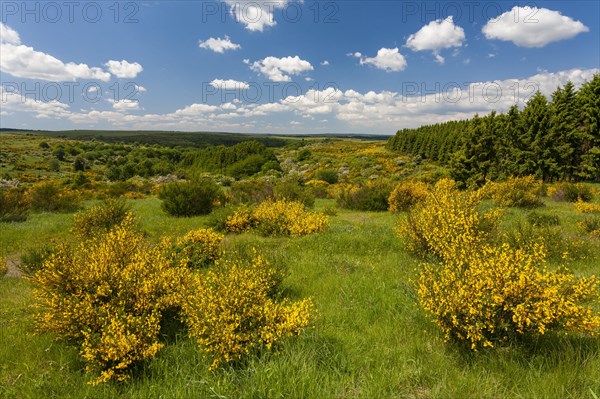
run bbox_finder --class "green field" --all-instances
[1,132,600,398]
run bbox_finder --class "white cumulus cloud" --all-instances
[250,55,313,82]
[406,17,465,63]
[199,36,241,53]
[359,48,407,72]
[209,79,250,90]
[105,60,143,78]
[225,0,289,32]
[482,6,589,47]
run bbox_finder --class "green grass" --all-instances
[1,196,600,398]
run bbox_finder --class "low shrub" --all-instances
[0,187,29,222]
[158,179,223,217]
[172,228,224,269]
[388,180,429,212]
[72,199,131,239]
[181,253,314,369]
[32,215,189,384]
[273,180,315,207]
[337,180,393,211]
[0,256,7,276]
[579,216,600,237]
[417,243,600,350]
[485,176,544,208]
[549,182,593,202]
[27,181,80,213]
[315,168,339,184]
[526,211,560,227]
[575,199,600,213]
[224,206,253,233]
[230,179,274,204]
[206,205,239,232]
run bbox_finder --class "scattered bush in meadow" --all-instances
[397,179,502,259]
[579,216,600,237]
[485,176,544,207]
[0,187,29,222]
[206,205,239,232]
[181,253,314,369]
[549,182,593,202]
[32,215,189,385]
[575,199,600,213]
[305,179,330,199]
[0,256,7,276]
[158,179,223,217]
[172,228,224,269]
[27,181,80,213]
[71,199,131,239]
[273,180,315,207]
[388,180,429,212]
[315,168,339,184]
[230,179,274,204]
[417,243,600,350]
[224,206,253,234]
[526,211,560,227]
[337,180,393,211]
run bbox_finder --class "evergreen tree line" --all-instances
[387,75,600,185]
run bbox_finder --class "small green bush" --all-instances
[337,181,393,211]
[206,205,239,232]
[527,211,560,227]
[159,179,223,217]
[388,180,429,212]
[230,179,274,204]
[72,199,132,239]
[315,169,339,184]
[579,216,600,236]
[273,180,315,207]
[550,183,593,202]
[27,182,80,213]
[20,244,55,275]
[0,188,29,222]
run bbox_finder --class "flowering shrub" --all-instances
[181,253,314,369]
[0,187,29,222]
[388,180,429,212]
[417,243,600,350]
[397,179,502,259]
[337,180,393,211]
[27,181,80,212]
[172,228,224,268]
[579,217,600,237]
[0,256,7,276]
[575,199,600,213]
[71,199,131,239]
[225,206,253,233]
[485,176,544,207]
[32,215,189,384]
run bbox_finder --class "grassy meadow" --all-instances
[1,132,600,398]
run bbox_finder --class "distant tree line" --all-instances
[387,75,600,186]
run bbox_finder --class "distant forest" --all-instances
[387,75,600,185]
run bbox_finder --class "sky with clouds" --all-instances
[0,1,598,134]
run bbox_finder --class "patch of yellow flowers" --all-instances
[402,179,600,350]
[483,175,544,208]
[574,199,600,213]
[388,180,429,213]
[0,256,7,276]
[226,200,329,236]
[181,253,314,369]
[32,216,315,384]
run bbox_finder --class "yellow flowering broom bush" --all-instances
[172,228,224,268]
[575,199,600,213]
[397,178,502,259]
[484,175,544,208]
[32,215,189,385]
[403,179,600,349]
[417,243,600,349]
[226,200,329,236]
[0,256,7,276]
[181,253,315,369]
[388,180,429,212]
[71,198,132,239]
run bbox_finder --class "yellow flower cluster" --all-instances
[32,215,189,385]
[402,179,600,349]
[226,200,329,236]
[483,175,543,207]
[574,199,600,213]
[388,180,429,212]
[0,256,7,276]
[398,178,502,260]
[417,243,600,349]
[71,199,131,239]
[174,228,224,268]
[181,253,314,369]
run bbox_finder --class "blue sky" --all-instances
[1,1,598,134]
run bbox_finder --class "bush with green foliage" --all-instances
[0,188,29,222]
[20,244,55,275]
[230,179,274,204]
[27,182,80,213]
[315,169,339,184]
[388,180,429,212]
[549,182,593,202]
[72,199,132,239]
[337,180,393,211]
[171,228,224,269]
[485,176,544,207]
[273,180,315,207]
[527,211,560,227]
[158,179,223,217]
